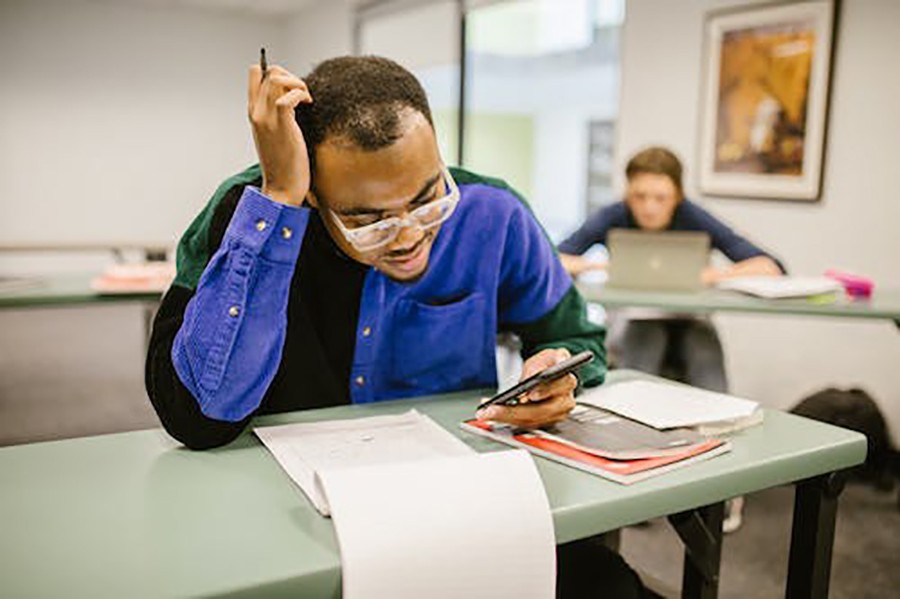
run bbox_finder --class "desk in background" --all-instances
[0,274,164,343]
[1,241,170,339]
[577,282,900,322]
[0,274,162,308]
[0,371,865,598]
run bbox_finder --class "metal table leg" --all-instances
[786,471,848,598]
[668,501,725,599]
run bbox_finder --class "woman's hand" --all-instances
[559,253,607,277]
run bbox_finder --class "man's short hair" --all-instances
[625,147,684,198]
[295,55,434,171]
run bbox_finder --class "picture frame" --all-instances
[698,0,838,201]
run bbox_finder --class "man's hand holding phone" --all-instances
[476,348,591,429]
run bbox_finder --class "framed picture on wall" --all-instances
[698,0,838,201]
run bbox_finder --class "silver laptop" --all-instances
[606,229,710,292]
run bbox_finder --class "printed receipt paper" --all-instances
[255,410,556,599]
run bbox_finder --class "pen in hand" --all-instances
[260,47,268,81]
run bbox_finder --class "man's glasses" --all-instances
[329,167,460,252]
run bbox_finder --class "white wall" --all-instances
[617,0,900,439]
[282,0,353,74]
[358,1,459,69]
[0,0,359,273]
[0,0,283,263]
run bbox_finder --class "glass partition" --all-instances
[464,0,624,241]
[357,1,462,165]
[355,0,625,241]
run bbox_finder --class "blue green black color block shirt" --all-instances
[146,166,606,449]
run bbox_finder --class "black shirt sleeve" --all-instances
[144,184,249,450]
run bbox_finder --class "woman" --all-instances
[559,147,784,532]
[559,146,783,392]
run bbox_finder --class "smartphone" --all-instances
[479,350,594,410]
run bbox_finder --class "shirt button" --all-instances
[355,375,365,386]
[228,305,240,317]
[362,326,371,337]
[282,226,293,239]
[255,219,267,232]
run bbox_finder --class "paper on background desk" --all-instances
[255,410,556,599]
[717,275,842,298]
[579,380,760,429]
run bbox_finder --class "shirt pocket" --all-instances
[390,292,492,393]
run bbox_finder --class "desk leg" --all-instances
[598,528,622,552]
[786,471,847,599]
[668,501,724,599]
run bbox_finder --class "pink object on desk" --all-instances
[824,269,874,298]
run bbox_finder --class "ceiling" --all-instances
[90,0,326,17]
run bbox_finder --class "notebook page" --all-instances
[254,410,474,515]
[579,380,759,429]
[717,276,841,298]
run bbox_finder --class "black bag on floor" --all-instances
[791,387,899,492]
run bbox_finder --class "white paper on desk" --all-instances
[579,380,760,429]
[320,449,556,599]
[254,410,474,516]
[717,275,841,298]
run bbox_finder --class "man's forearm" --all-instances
[146,285,249,449]
[171,187,307,422]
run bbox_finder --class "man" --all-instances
[559,146,784,533]
[146,56,605,449]
[146,55,645,598]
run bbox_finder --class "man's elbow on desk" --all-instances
[146,366,250,450]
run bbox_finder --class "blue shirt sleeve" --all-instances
[171,186,309,422]
[557,204,625,255]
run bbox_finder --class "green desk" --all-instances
[577,282,900,321]
[0,275,164,343]
[0,371,865,599]
[0,275,162,308]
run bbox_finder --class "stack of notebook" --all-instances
[462,380,761,484]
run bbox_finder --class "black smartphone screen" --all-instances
[479,350,594,410]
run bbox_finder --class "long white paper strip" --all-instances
[320,450,556,599]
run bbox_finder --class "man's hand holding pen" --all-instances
[248,48,312,207]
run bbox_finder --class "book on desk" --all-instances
[461,411,730,485]
[461,379,766,484]
[578,379,764,434]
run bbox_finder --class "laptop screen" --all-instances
[605,229,710,292]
